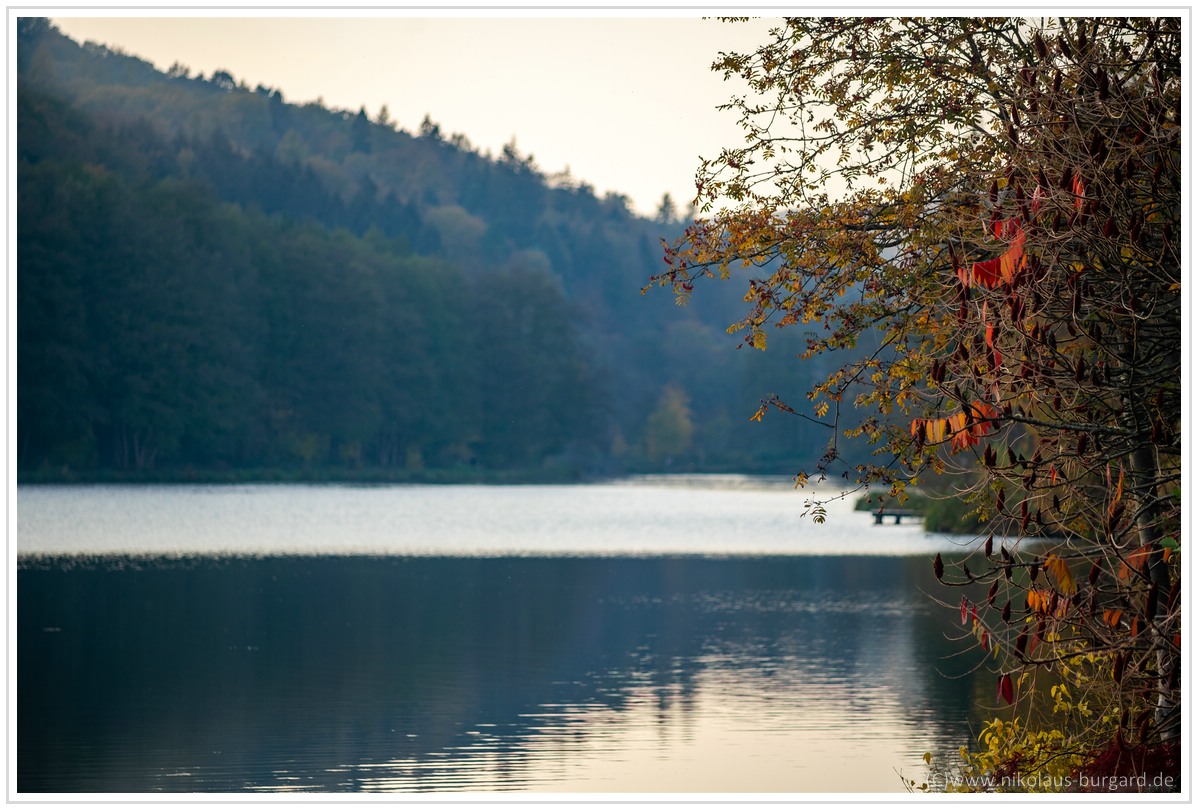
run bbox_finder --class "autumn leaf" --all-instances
[998,673,1014,705]
[1044,554,1076,595]
[1119,545,1153,580]
[653,15,1181,754]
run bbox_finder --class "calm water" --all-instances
[18,476,987,794]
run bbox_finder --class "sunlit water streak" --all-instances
[17,475,980,557]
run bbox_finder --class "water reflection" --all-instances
[20,555,984,793]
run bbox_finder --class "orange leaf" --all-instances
[1044,553,1076,595]
[969,401,998,437]
[999,227,1025,284]
[951,430,979,452]
[1120,545,1153,580]
[929,418,947,444]
[1027,589,1050,613]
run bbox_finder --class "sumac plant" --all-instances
[649,17,1180,789]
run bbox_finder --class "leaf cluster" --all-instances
[650,16,1181,785]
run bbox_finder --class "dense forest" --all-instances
[17,19,863,480]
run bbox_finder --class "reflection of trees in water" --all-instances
[19,555,983,791]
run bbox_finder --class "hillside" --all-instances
[17,18,854,480]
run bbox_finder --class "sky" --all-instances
[47,13,779,218]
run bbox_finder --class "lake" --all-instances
[17,476,988,794]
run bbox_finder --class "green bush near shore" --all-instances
[855,490,986,535]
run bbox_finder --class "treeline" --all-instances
[19,113,602,474]
[17,19,854,479]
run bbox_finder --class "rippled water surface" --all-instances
[18,478,986,794]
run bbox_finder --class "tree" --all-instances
[210,69,236,91]
[418,114,441,140]
[351,106,372,153]
[375,103,392,129]
[465,262,605,469]
[649,17,1180,788]
[655,192,679,226]
[643,384,694,465]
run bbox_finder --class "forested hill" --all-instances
[17,18,843,480]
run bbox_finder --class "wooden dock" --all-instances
[873,509,918,525]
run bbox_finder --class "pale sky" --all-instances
[47,13,778,218]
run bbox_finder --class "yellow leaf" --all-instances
[1044,553,1076,595]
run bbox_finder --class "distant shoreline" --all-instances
[16,465,803,487]
[17,466,593,487]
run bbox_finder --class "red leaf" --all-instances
[960,596,969,625]
[971,257,1002,288]
[1072,176,1087,210]
[998,673,1014,705]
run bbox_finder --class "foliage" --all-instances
[919,497,988,536]
[650,16,1181,788]
[17,102,604,474]
[919,637,1177,792]
[642,385,695,465]
[17,20,866,478]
